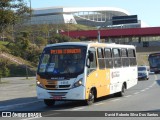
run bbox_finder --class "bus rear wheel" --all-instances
[86,89,95,105]
[44,99,55,107]
[114,84,126,97]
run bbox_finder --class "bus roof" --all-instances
[45,42,135,49]
[149,52,160,57]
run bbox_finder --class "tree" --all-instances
[9,31,30,57]
[0,59,10,77]
[49,34,80,44]
[35,36,47,47]
[0,0,30,32]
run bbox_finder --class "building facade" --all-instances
[27,7,142,28]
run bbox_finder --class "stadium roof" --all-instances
[33,7,130,15]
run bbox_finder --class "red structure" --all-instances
[60,27,160,39]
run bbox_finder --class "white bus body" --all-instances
[36,42,137,106]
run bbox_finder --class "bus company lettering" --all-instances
[111,71,120,78]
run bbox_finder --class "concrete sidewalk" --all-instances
[0,77,39,110]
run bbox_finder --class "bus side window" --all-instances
[128,49,137,66]
[121,48,129,67]
[104,48,113,68]
[113,48,121,68]
[87,48,97,74]
[97,48,105,69]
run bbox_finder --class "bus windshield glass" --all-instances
[148,55,160,68]
[38,45,87,77]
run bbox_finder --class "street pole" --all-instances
[68,21,69,37]
[98,30,101,43]
[25,63,29,79]
[68,19,73,37]
[0,74,1,84]
[29,0,32,25]
[97,26,101,43]
[29,0,32,16]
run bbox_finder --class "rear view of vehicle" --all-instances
[138,66,149,80]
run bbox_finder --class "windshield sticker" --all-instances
[50,49,81,54]
[47,63,55,72]
[39,64,47,72]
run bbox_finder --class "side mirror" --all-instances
[88,52,94,62]
[86,52,94,68]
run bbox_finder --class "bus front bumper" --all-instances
[36,86,85,100]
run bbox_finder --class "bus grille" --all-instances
[45,85,70,89]
[48,92,67,96]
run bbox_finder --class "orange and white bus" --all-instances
[36,42,137,106]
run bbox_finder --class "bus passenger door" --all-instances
[85,48,98,99]
[97,48,110,97]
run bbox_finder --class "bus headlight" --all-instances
[36,80,44,88]
[73,79,83,88]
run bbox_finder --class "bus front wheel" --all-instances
[44,99,55,107]
[86,89,95,105]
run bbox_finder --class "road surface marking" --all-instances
[144,87,150,90]
[21,117,42,120]
[149,81,156,88]
[155,75,158,80]
[124,95,132,98]
[0,100,40,111]
[134,92,140,95]
[72,107,85,111]
[141,89,146,92]
[112,99,120,102]
[94,102,104,106]
[42,113,60,117]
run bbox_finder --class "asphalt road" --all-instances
[0,74,160,120]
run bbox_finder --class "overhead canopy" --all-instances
[61,27,160,39]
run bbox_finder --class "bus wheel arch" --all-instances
[123,82,127,89]
[114,82,127,97]
[86,87,97,105]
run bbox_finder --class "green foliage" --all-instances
[5,31,42,65]
[0,0,30,32]
[79,36,88,41]
[49,34,80,44]
[8,31,30,57]
[0,59,10,77]
[35,36,47,47]
[0,44,9,53]
[0,22,93,77]
[25,44,42,64]
[8,64,36,77]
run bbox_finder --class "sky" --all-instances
[26,0,160,27]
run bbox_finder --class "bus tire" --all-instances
[86,89,95,105]
[44,99,55,107]
[114,84,126,97]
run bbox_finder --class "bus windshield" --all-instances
[148,55,160,68]
[38,45,87,77]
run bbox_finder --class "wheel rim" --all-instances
[89,91,94,102]
[122,85,125,95]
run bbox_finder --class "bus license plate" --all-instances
[52,96,62,100]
